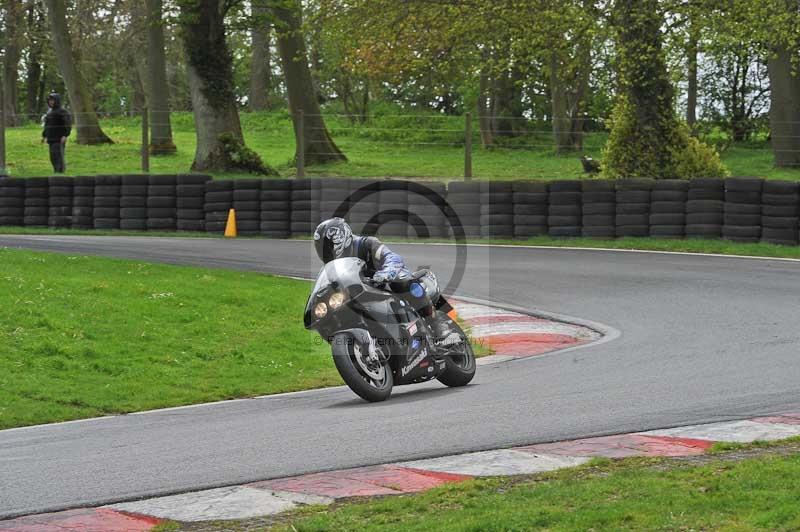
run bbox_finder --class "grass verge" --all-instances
[0,248,494,429]
[176,438,800,531]
[0,248,339,429]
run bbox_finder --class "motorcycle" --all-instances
[304,257,476,402]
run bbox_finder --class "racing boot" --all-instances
[430,314,463,351]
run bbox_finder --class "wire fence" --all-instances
[2,108,800,178]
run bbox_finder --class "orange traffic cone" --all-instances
[224,209,238,238]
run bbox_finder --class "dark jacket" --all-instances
[42,94,72,144]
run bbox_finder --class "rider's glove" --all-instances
[373,269,400,283]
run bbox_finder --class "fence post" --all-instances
[464,112,472,181]
[141,108,150,173]
[296,108,305,179]
[0,74,7,177]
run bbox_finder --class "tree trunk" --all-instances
[25,0,45,119]
[686,35,698,129]
[477,68,494,147]
[272,0,346,164]
[550,53,572,153]
[43,0,113,144]
[549,45,589,154]
[249,1,272,111]
[2,0,24,127]
[179,0,261,172]
[145,0,176,154]
[767,47,800,167]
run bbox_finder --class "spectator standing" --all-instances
[41,93,72,173]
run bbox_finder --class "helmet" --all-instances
[314,218,354,263]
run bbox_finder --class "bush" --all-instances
[670,133,729,178]
[218,133,278,175]
[601,98,727,179]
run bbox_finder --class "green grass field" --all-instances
[0,248,342,429]
[0,247,494,429]
[5,110,800,181]
[257,439,800,531]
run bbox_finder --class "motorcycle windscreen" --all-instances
[304,257,366,320]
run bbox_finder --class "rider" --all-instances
[313,217,452,343]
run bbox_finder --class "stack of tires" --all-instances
[119,175,149,231]
[290,179,320,237]
[205,180,234,233]
[722,177,762,242]
[513,182,548,238]
[24,178,49,227]
[480,181,514,239]
[346,179,379,235]
[649,180,688,238]
[407,181,447,239]
[47,177,73,229]
[0,178,25,227]
[615,179,653,237]
[581,180,616,238]
[232,180,262,235]
[761,181,799,246]
[376,180,408,238]
[71,177,94,229]
[93,176,121,229]
[147,175,177,231]
[260,180,291,238]
[685,178,724,239]
[548,181,581,237]
[318,178,351,221]
[445,182,481,238]
[176,175,208,232]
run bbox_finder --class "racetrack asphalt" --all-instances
[1,235,799,519]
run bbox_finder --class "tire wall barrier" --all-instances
[1,176,800,246]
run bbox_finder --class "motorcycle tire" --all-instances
[435,314,476,387]
[331,333,393,402]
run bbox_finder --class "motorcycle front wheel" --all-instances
[435,313,477,387]
[331,333,393,402]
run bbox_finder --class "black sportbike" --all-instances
[304,257,476,402]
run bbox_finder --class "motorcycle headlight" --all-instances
[314,302,328,319]
[328,291,346,310]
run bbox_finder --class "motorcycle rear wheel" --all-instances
[331,333,393,402]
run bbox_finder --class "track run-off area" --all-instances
[1,235,799,519]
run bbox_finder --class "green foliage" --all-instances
[217,132,278,175]
[671,132,729,178]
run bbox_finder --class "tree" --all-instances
[44,0,113,144]
[602,0,725,178]
[702,0,800,167]
[685,27,698,128]
[249,0,273,111]
[2,0,25,127]
[271,0,346,165]
[177,0,273,173]
[24,0,47,119]
[768,47,800,167]
[144,0,176,154]
[699,44,769,142]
